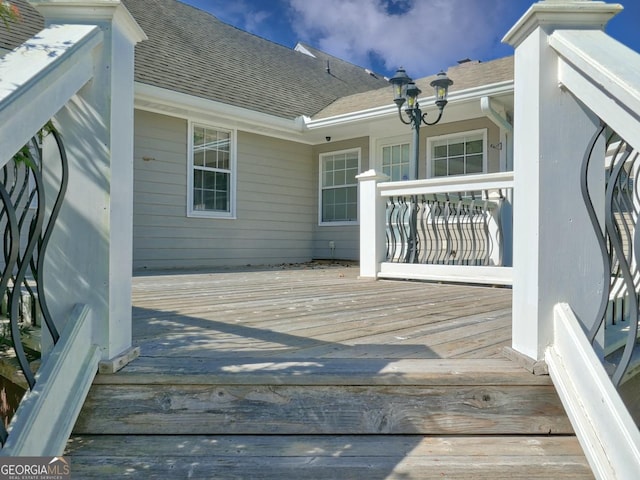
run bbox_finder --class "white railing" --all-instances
[548,27,640,478]
[0,0,144,456]
[504,2,640,478]
[0,23,103,456]
[358,170,513,285]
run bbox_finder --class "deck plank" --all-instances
[66,435,594,479]
[131,264,513,361]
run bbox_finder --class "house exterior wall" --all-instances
[133,109,315,270]
[312,137,371,261]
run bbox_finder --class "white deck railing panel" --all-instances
[0,24,102,166]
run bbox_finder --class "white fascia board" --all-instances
[134,83,311,143]
[304,80,514,130]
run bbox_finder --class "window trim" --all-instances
[187,121,237,219]
[318,147,361,227]
[426,129,488,179]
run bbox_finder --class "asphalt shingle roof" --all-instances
[313,57,514,119]
[0,0,43,50]
[123,0,392,119]
[0,1,513,121]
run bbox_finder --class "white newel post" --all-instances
[357,170,389,279]
[503,0,621,362]
[31,1,146,366]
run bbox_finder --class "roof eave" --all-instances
[304,80,515,130]
[134,82,312,143]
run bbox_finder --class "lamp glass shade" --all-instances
[390,67,411,103]
[430,71,453,105]
[405,82,421,109]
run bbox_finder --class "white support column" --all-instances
[357,170,389,279]
[503,0,621,361]
[31,1,146,364]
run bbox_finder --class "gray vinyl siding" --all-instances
[311,137,371,261]
[133,110,315,270]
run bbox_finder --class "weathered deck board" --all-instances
[131,264,512,361]
[93,358,553,386]
[66,435,594,479]
[67,265,593,479]
[73,383,572,435]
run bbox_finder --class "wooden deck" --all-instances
[66,263,594,479]
[130,262,513,361]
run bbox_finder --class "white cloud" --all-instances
[287,0,518,77]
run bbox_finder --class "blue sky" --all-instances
[180,0,638,79]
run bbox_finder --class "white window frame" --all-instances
[318,148,361,226]
[187,121,237,219]
[426,129,488,179]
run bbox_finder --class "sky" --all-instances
[180,0,639,79]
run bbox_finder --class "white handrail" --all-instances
[550,29,640,150]
[378,171,514,197]
[0,24,102,167]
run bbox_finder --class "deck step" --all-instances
[66,435,594,479]
[71,358,572,436]
[66,358,589,477]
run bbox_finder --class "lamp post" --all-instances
[389,68,453,179]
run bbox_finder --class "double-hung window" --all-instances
[189,123,235,218]
[319,149,360,224]
[427,130,487,178]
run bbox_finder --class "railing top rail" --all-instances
[0,24,102,166]
[378,171,514,197]
[550,29,640,150]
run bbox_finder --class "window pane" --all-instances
[203,170,216,189]
[449,142,464,156]
[203,190,215,210]
[347,186,357,203]
[346,166,358,184]
[217,150,230,170]
[346,156,358,169]
[467,155,483,173]
[193,189,203,210]
[433,159,447,177]
[194,169,203,188]
[383,147,391,166]
[194,150,205,167]
[347,203,357,221]
[194,127,205,147]
[334,169,346,186]
[401,165,410,181]
[216,191,229,210]
[401,143,410,162]
[392,165,401,181]
[466,139,483,154]
[449,157,464,176]
[434,145,447,158]
[335,187,347,204]
[335,157,346,171]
